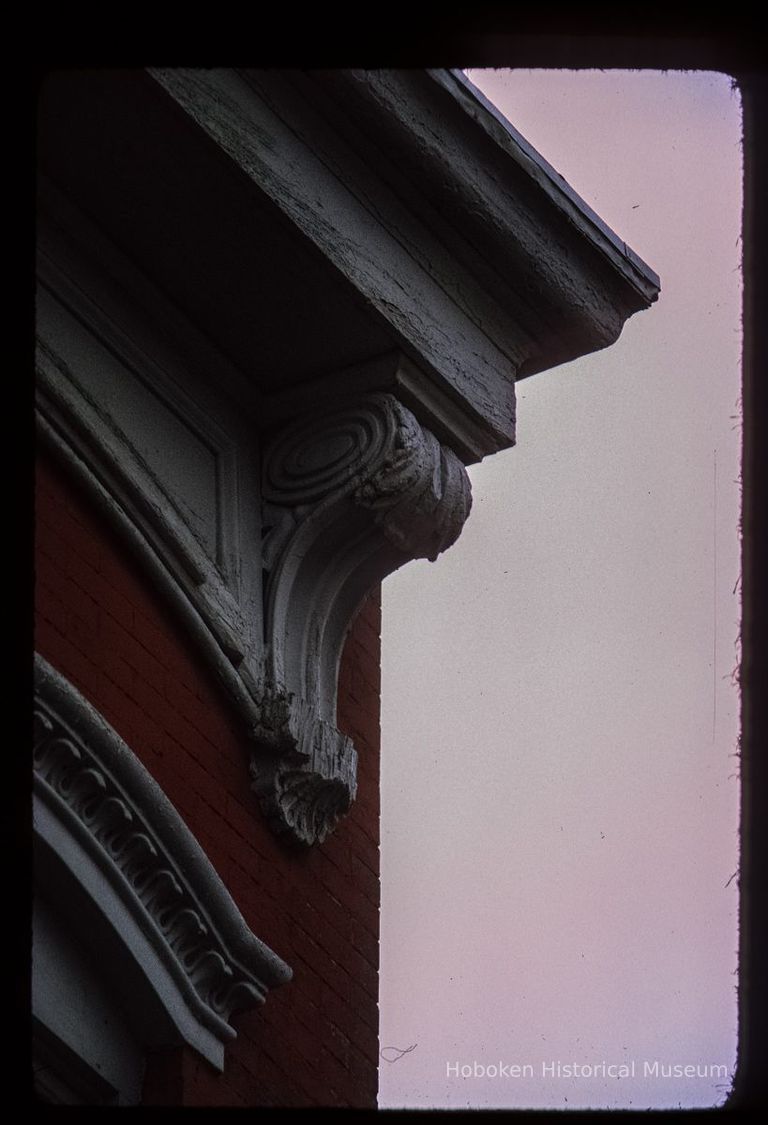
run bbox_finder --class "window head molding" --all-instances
[33,655,292,1072]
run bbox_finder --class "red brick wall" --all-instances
[35,450,381,1107]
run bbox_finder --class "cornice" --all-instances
[241,67,660,378]
[36,68,659,848]
[148,66,521,460]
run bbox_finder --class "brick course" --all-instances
[35,450,381,1107]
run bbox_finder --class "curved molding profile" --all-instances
[255,392,471,844]
[33,655,292,1071]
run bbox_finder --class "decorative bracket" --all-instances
[251,392,472,844]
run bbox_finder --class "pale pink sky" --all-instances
[379,70,742,1111]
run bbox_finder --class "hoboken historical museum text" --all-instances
[446,1060,730,1081]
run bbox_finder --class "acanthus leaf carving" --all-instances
[249,683,357,846]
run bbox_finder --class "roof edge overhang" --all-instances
[294,68,660,377]
[75,68,659,461]
[437,70,660,301]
